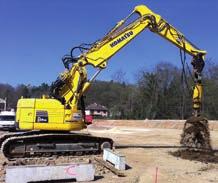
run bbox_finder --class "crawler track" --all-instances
[0,131,113,160]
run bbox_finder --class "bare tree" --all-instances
[111,69,127,84]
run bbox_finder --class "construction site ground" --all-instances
[1,119,218,183]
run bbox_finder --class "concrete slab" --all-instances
[6,163,95,183]
[103,148,126,170]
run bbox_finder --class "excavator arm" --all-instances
[50,5,206,117]
[2,4,209,160]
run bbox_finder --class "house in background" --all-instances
[86,103,108,118]
[0,98,6,111]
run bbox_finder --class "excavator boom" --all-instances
[1,5,208,159]
[51,5,206,118]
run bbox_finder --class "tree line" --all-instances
[0,61,218,119]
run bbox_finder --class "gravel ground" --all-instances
[0,121,218,183]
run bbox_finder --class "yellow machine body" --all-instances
[17,5,206,131]
[16,98,85,131]
[193,84,203,109]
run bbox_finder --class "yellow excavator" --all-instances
[0,5,208,159]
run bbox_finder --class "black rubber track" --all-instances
[1,131,113,159]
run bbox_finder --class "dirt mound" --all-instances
[180,116,212,150]
[171,116,218,163]
[170,150,218,163]
[93,119,218,130]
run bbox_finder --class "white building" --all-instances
[86,103,108,117]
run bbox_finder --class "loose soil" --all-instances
[1,120,218,183]
[180,116,212,150]
[170,150,218,163]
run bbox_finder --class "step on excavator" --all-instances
[0,5,210,159]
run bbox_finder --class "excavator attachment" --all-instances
[180,116,212,151]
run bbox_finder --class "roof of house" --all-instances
[86,103,108,111]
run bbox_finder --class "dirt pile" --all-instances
[93,119,218,130]
[170,150,218,163]
[180,116,212,150]
[171,116,218,163]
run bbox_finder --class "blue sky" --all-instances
[0,0,217,86]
